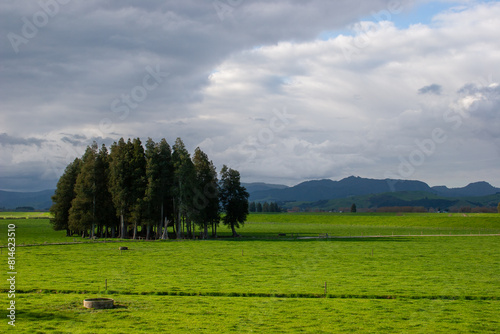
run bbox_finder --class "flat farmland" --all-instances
[244,213,500,237]
[7,294,500,333]
[1,213,499,333]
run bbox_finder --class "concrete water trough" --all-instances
[83,298,114,309]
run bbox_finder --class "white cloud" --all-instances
[193,2,500,186]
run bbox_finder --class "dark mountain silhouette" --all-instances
[432,181,500,197]
[282,191,500,211]
[248,176,500,205]
[1,177,498,211]
[0,189,54,211]
[248,176,432,202]
[242,182,289,194]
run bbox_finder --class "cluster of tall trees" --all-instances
[248,201,282,213]
[50,137,249,239]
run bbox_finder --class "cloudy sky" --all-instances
[1,0,499,191]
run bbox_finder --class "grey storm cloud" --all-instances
[1,1,500,191]
[418,84,442,95]
[0,0,406,134]
[0,133,46,147]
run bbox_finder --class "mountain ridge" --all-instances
[0,189,54,211]
[1,176,499,211]
[246,176,500,203]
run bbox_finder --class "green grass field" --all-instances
[8,294,500,333]
[1,213,499,333]
[244,212,500,237]
[0,211,50,219]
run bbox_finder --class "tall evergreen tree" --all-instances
[351,203,357,213]
[144,138,160,239]
[256,202,262,213]
[109,138,131,238]
[50,158,81,236]
[144,138,174,239]
[128,138,147,239]
[172,138,196,239]
[219,165,249,237]
[249,202,256,212]
[158,138,175,238]
[192,147,219,239]
[67,142,115,238]
[95,144,117,237]
[68,144,98,237]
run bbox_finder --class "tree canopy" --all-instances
[50,137,248,239]
[219,165,249,237]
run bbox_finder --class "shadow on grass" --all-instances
[17,310,73,321]
[214,236,412,243]
[113,304,128,309]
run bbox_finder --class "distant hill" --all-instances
[248,176,432,202]
[2,176,498,212]
[246,176,500,211]
[0,189,54,211]
[282,191,500,211]
[248,176,500,203]
[432,181,500,197]
[242,182,289,194]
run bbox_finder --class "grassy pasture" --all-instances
[243,213,500,237]
[10,237,500,298]
[0,218,69,245]
[4,294,499,333]
[0,211,50,219]
[1,212,499,246]
[1,213,499,333]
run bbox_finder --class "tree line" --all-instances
[50,137,249,239]
[248,201,283,213]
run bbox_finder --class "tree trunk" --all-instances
[231,222,239,237]
[176,210,181,239]
[187,217,192,239]
[120,210,126,239]
[182,214,185,238]
[146,223,151,240]
[158,202,164,239]
[204,223,208,239]
[163,218,169,240]
[133,220,137,239]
